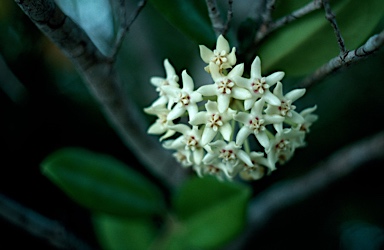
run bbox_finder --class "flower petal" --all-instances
[197,84,217,96]
[256,131,270,149]
[250,56,262,79]
[201,127,217,146]
[216,34,230,53]
[232,87,252,100]
[235,126,251,146]
[218,94,231,113]
[266,71,285,85]
[286,88,306,102]
[199,45,213,63]
[263,91,281,106]
[189,111,207,126]
[219,122,232,141]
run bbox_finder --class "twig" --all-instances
[255,0,322,44]
[222,0,233,34]
[300,29,384,89]
[205,0,225,37]
[322,0,346,54]
[225,130,384,250]
[109,0,147,60]
[0,193,93,249]
[14,0,185,188]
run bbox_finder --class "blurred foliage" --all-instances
[1,0,384,249]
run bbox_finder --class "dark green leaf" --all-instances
[257,0,384,76]
[41,147,165,217]
[149,0,216,45]
[93,213,157,250]
[169,176,251,249]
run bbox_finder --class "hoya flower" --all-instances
[238,151,271,181]
[295,105,318,133]
[203,140,253,178]
[234,98,284,149]
[163,125,205,165]
[267,129,305,169]
[234,56,284,110]
[189,100,236,146]
[163,70,203,121]
[173,149,193,168]
[150,59,180,107]
[193,163,228,181]
[266,82,306,133]
[144,105,175,140]
[197,63,251,113]
[199,35,236,72]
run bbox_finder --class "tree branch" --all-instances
[226,130,384,249]
[205,0,225,36]
[0,193,93,249]
[300,29,384,89]
[255,0,322,44]
[14,0,185,188]
[322,0,346,54]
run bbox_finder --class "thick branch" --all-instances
[14,0,185,188]
[300,29,384,89]
[226,130,384,249]
[0,194,93,249]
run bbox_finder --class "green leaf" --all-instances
[257,0,384,76]
[168,176,251,249]
[93,213,157,250]
[149,0,216,45]
[41,147,166,217]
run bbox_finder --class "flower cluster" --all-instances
[145,35,317,181]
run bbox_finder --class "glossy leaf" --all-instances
[93,213,157,250]
[168,176,251,249]
[41,147,165,217]
[257,0,384,76]
[149,0,215,45]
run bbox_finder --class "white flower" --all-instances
[163,125,205,165]
[150,59,180,107]
[197,63,251,113]
[234,98,284,149]
[199,35,236,72]
[266,82,306,133]
[238,151,271,180]
[163,70,203,120]
[203,140,253,178]
[144,105,176,140]
[267,129,305,168]
[296,105,318,133]
[193,163,228,181]
[189,100,236,146]
[234,56,284,110]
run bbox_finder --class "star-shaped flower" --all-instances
[197,63,251,113]
[233,56,284,110]
[150,59,180,107]
[203,140,253,178]
[267,129,305,168]
[189,100,236,146]
[163,125,205,165]
[163,70,203,120]
[234,98,284,149]
[144,105,176,141]
[238,151,271,180]
[266,82,306,133]
[199,35,236,72]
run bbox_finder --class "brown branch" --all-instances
[0,193,93,249]
[222,0,233,35]
[225,130,384,249]
[14,0,185,188]
[255,0,322,44]
[300,29,384,89]
[322,0,346,54]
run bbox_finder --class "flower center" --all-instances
[211,49,228,65]
[206,165,221,174]
[275,139,290,152]
[217,79,234,94]
[219,149,236,162]
[178,92,191,106]
[248,117,265,133]
[251,77,269,94]
[207,114,223,131]
[185,135,199,151]
[173,151,191,167]
[278,100,295,117]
